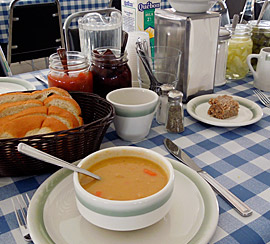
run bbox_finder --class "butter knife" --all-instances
[164,138,253,217]
[34,75,48,87]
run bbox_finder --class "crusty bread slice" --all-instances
[48,106,79,128]
[0,87,71,105]
[32,87,71,101]
[0,106,47,124]
[0,87,84,139]
[44,95,83,126]
[0,114,69,139]
[37,117,69,135]
[0,100,43,118]
[0,115,45,139]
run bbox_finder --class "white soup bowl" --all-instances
[73,146,174,231]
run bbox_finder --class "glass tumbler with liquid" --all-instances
[78,10,122,61]
[225,24,253,80]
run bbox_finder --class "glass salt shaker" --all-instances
[165,90,184,133]
[214,27,231,86]
[156,84,175,124]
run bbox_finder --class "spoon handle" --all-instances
[57,48,69,75]
[232,14,239,30]
[17,143,100,180]
[257,0,269,25]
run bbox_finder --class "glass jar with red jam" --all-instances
[48,51,93,92]
[90,48,131,98]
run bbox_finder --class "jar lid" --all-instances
[248,20,270,29]
[225,24,251,36]
[219,27,231,41]
[168,90,183,100]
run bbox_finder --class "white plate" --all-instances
[0,77,35,94]
[27,159,219,244]
[187,94,263,127]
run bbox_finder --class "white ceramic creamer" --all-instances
[247,47,270,91]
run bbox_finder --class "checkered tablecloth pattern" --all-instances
[0,0,171,44]
[0,0,110,44]
[0,71,270,244]
[211,0,253,12]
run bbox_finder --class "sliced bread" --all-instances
[0,100,43,118]
[0,87,71,105]
[44,95,83,126]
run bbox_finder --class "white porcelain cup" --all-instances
[106,88,158,142]
[247,47,270,91]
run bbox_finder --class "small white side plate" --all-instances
[187,94,263,127]
[0,77,35,94]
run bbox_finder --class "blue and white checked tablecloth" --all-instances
[211,0,253,13]
[0,70,270,244]
[0,0,171,44]
[0,0,110,44]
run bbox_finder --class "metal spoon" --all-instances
[17,143,101,180]
[135,39,161,92]
[257,0,269,25]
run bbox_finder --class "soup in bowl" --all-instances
[73,146,174,231]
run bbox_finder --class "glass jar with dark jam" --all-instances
[91,48,132,98]
[48,51,93,92]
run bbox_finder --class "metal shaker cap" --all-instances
[160,84,175,94]
[168,90,183,101]
[219,27,231,41]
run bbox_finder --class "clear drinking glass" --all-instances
[137,46,181,89]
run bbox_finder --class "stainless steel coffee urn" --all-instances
[155,9,220,102]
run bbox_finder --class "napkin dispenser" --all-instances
[155,9,220,102]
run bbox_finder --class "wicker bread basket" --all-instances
[0,91,115,176]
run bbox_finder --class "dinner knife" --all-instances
[164,138,253,217]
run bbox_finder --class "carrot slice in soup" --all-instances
[144,169,157,176]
